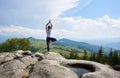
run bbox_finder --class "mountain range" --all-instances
[27,37,113,53]
[53,38,113,53]
[104,42,120,50]
[53,39,99,52]
[0,37,119,53]
[85,38,120,50]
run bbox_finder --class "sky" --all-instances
[0,0,120,41]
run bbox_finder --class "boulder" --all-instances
[61,60,120,78]
[0,53,16,64]
[34,52,44,57]
[18,56,38,66]
[15,50,32,56]
[44,52,65,60]
[0,60,27,78]
[32,52,44,61]
[29,59,78,78]
[0,51,120,78]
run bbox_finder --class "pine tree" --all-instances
[108,48,113,65]
[113,50,119,65]
[96,46,105,64]
[90,52,96,61]
[83,49,88,60]
[104,54,108,64]
[118,53,120,65]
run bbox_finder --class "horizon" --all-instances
[0,0,120,41]
[0,36,120,50]
[1,36,120,43]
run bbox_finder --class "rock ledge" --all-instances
[0,50,119,78]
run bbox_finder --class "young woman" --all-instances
[45,20,56,51]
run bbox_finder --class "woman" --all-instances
[45,20,56,51]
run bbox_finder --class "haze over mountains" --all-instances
[85,38,120,50]
[104,42,120,50]
[53,39,100,52]
[28,37,120,53]
[0,37,120,52]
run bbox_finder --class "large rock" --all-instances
[62,60,120,78]
[0,53,16,64]
[0,60,27,78]
[0,51,39,78]
[15,50,32,57]
[43,52,65,60]
[29,59,78,78]
[18,56,38,66]
[0,51,120,78]
[32,52,44,61]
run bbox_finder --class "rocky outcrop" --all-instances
[0,50,40,78]
[0,50,120,78]
[62,60,120,78]
[43,52,65,60]
[0,59,27,78]
[29,59,78,78]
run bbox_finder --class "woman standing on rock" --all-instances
[45,20,56,51]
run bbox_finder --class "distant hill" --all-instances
[53,39,99,52]
[28,37,46,52]
[0,37,112,53]
[28,37,90,54]
[85,38,120,50]
[53,38,111,53]
[104,42,120,50]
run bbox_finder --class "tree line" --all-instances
[64,46,120,66]
[90,47,120,66]
[0,38,30,52]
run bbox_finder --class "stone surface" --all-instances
[29,59,78,78]
[18,56,38,66]
[0,53,16,64]
[62,60,120,78]
[15,50,32,55]
[44,52,65,60]
[32,52,44,61]
[0,51,120,78]
[0,60,27,78]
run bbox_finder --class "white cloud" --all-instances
[26,0,79,20]
[52,15,120,40]
[0,25,45,39]
[0,0,120,40]
[41,0,79,19]
[0,0,79,22]
[0,15,120,40]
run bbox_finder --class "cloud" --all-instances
[0,15,120,40]
[0,25,45,39]
[0,0,120,40]
[0,0,79,26]
[52,15,120,40]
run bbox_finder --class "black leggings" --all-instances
[46,37,56,51]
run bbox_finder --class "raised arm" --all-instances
[49,20,53,29]
[46,21,49,30]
